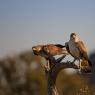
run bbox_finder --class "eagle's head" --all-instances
[70,32,79,42]
[32,45,44,56]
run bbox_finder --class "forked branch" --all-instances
[43,56,78,95]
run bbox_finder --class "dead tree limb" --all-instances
[43,58,78,95]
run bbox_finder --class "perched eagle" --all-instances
[65,32,92,68]
[32,44,68,68]
[32,44,68,57]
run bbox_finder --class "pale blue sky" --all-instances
[0,0,95,57]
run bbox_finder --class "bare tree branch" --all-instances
[44,60,79,95]
[50,62,78,83]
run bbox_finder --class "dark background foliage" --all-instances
[0,50,95,95]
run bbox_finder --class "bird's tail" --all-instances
[88,59,92,67]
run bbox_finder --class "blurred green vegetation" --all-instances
[0,50,95,95]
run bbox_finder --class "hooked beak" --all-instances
[32,47,38,55]
[32,47,36,50]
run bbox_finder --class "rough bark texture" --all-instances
[43,56,78,95]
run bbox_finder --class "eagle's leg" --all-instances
[46,60,50,71]
[79,59,82,69]
[47,60,50,71]
[78,59,82,73]
[41,59,50,72]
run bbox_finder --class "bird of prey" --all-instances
[32,44,68,69]
[65,32,92,68]
[32,44,68,57]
